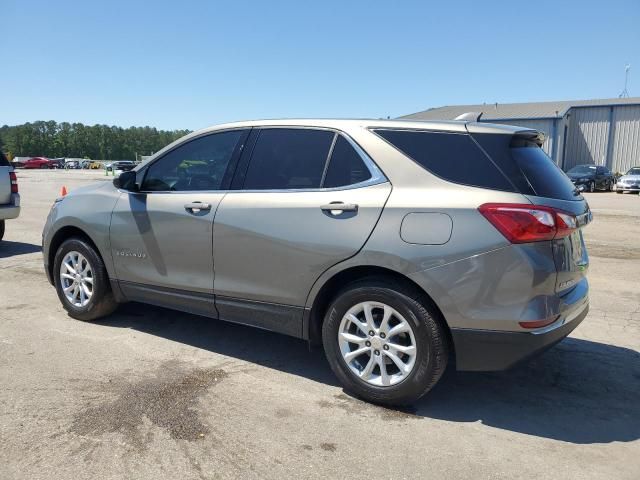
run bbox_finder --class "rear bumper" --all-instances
[0,194,21,220]
[451,285,589,371]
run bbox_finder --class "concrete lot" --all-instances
[1,169,639,480]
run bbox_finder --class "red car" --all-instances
[23,157,55,169]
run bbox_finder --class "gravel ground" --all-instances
[1,169,639,480]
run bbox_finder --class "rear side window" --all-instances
[473,132,579,201]
[243,129,334,189]
[374,129,515,192]
[323,136,372,188]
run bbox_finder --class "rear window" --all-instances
[0,152,9,167]
[473,132,580,201]
[373,129,515,192]
[512,147,580,200]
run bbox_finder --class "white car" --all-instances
[616,167,640,193]
[0,153,20,241]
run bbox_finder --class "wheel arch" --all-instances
[47,225,109,284]
[306,265,453,357]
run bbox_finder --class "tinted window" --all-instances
[243,129,334,189]
[0,152,9,167]
[374,129,514,191]
[474,132,580,201]
[511,147,579,201]
[142,130,243,191]
[323,136,372,188]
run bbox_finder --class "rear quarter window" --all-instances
[373,129,515,192]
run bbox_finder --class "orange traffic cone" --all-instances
[61,186,68,196]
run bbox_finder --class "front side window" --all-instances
[323,136,372,188]
[142,130,244,191]
[243,128,334,190]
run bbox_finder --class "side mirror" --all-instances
[114,170,139,191]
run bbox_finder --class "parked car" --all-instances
[566,164,615,192]
[23,157,56,169]
[65,160,81,169]
[0,152,20,241]
[42,119,591,405]
[49,159,65,169]
[106,160,135,172]
[615,167,640,193]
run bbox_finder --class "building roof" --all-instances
[401,97,640,121]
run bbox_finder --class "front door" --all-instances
[110,129,248,316]
[212,128,391,336]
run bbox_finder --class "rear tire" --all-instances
[53,237,118,321]
[0,220,5,241]
[322,278,448,406]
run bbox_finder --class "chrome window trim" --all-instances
[137,125,389,194]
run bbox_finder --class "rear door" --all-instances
[110,129,248,315]
[212,127,391,336]
[0,153,11,204]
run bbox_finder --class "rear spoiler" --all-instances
[511,130,546,147]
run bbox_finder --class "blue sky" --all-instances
[2,0,639,131]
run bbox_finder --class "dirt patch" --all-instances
[69,361,227,450]
[320,442,337,452]
[585,242,640,260]
[318,393,418,422]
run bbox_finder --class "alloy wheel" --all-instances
[59,251,94,307]
[338,301,418,387]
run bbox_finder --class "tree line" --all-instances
[0,121,191,160]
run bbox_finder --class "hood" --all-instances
[64,180,113,198]
[568,172,594,180]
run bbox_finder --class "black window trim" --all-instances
[230,126,387,193]
[370,127,520,193]
[136,127,251,194]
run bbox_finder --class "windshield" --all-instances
[567,165,596,174]
[626,167,640,175]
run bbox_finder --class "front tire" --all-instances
[0,220,5,241]
[53,237,118,321]
[589,181,595,193]
[322,278,448,406]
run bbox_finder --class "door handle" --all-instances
[320,202,359,215]
[184,202,212,213]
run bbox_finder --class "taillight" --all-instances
[9,171,18,194]
[479,203,578,243]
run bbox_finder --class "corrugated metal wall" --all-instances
[490,119,555,157]
[563,107,611,169]
[610,105,640,174]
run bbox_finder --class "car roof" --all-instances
[192,118,533,136]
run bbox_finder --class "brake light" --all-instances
[9,171,18,194]
[479,203,578,243]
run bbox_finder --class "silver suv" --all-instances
[42,119,591,405]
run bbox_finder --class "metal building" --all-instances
[401,97,640,174]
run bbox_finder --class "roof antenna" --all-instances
[619,64,631,98]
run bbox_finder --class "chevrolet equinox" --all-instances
[43,119,591,405]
